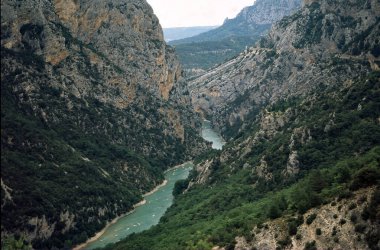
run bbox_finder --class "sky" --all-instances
[146,0,255,28]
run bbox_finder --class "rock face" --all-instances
[171,0,302,44]
[2,0,186,106]
[1,0,207,248]
[186,1,380,248]
[233,0,302,26]
[190,0,380,136]
[236,188,379,250]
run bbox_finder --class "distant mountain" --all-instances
[170,0,302,74]
[170,0,302,45]
[163,26,217,42]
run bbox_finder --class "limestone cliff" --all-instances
[190,0,380,136]
[187,1,380,249]
[1,0,207,248]
[235,188,380,250]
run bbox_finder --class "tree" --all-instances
[268,204,281,219]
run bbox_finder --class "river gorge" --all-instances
[79,121,224,249]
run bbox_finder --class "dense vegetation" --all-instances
[103,72,380,250]
[0,47,198,249]
[167,6,271,72]
[172,36,258,72]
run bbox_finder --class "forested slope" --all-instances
[106,0,380,249]
[0,0,207,248]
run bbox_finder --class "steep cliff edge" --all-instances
[190,0,380,138]
[1,0,206,248]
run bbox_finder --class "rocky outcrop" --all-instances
[1,0,207,248]
[234,0,302,26]
[190,0,380,136]
[191,0,380,197]
[1,0,190,107]
[236,188,379,250]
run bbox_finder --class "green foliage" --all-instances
[350,166,380,191]
[1,43,201,248]
[173,179,189,197]
[104,71,380,250]
[268,204,281,219]
[103,68,380,249]
[268,97,300,113]
[287,221,298,236]
[364,187,380,222]
[293,4,324,48]
[173,36,258,71]
[277,236,291,249]
[1,235,32,250]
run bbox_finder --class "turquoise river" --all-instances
[82,121,224,249]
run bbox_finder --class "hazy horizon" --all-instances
[146,0,255,28]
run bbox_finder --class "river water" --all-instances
[202,120,225,150]
[84,121,224,249]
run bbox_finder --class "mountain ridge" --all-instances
[170,0,301,45]
[168,0,302,76]
[104,0,380,249]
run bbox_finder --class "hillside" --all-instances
[170,0,301,45]
[169,0,302,74]
[190,0,380,138]
[0,0,207,248]
[104,0,380,249]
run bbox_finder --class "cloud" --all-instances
[146,0,255,28]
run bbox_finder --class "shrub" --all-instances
[355,224,367,234]
[350,167,380,191]
[361,206,370,220]
[288,221,298,236]
[348,203,357,210]
[268,204,281,219]
[316,228,322,235]
[365,229,380,249]
[338,190,353,201]
[367,188,380,222]
[304,241,317,250]
[350,214,358,223]
[306,213,317,225]
[277,236,291,248]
